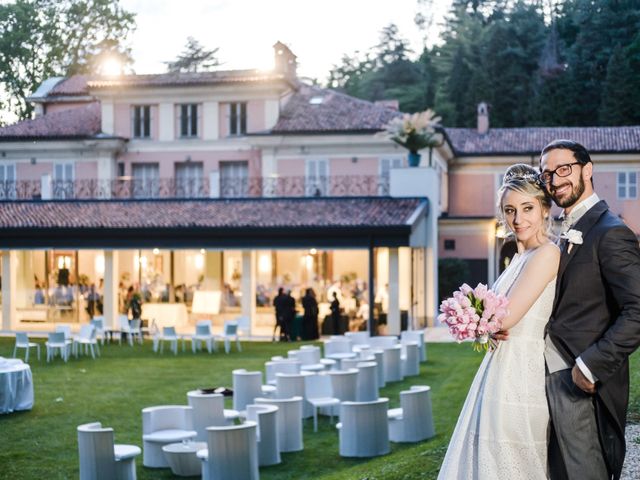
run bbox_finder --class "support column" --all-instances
[203,251,222,291]
[241,250,255,336]
[368,243,375,335]
[103,250,119,330]
[425,213,438,326]
[388,247,400,335]
[2,251,17,330]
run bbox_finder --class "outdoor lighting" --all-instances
[195,253,204,270]
[258,253,271,274]
[153,248,160,255]
[95,255,105,276]
[57,255,71,269]
[200,248,206,254]
[191,290,222,315]
[309,248,317,255]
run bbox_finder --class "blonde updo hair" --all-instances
[497,163,553,237]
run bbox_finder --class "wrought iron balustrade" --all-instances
[0,175,391,201]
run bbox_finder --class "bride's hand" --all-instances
[492,330,509,342]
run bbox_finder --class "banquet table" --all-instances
[0,359,34,414]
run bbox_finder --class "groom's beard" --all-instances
[549,174,586,208]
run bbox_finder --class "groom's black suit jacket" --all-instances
[548,200,640,479]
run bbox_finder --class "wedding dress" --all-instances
[437,248,554,480]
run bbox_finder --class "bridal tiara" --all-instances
[503,172,542,184]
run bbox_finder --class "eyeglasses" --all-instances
[538,162,582,184]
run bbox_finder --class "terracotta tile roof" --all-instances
[48,75,93,96]
[270,84,400,134]
[445,126,640,155]
[0,103,101,140]
[0,197,424,230]
[87,70,288,90]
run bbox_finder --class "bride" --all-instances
[437,164,560,479]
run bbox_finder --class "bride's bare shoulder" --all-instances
[532,242,560,265]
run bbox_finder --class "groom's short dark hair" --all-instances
[540,139,592,166]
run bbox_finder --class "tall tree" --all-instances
[0,0,135,121]
[599,44,635,125]
[165,37,220,73]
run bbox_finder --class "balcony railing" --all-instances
[0,176,391,201]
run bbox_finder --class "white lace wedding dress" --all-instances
[437,249,554,480]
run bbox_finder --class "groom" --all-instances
[540,139,640,480]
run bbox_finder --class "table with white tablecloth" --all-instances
[142,303,189,329]
[0,360,34,414]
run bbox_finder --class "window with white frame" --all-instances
[175,162,203,198]
[219,161,249,198]
[132,105,151,138]
[179,104,198,138]
[379,157,403,195]
[229,102,247,136]
[305,158,328,196]
[0,163,16,199]
[132,163,159,198]
[53,163,74,199]
[618,171,637,199]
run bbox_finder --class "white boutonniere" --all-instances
[560,229,583,253]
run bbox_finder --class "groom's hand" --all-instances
[572,364,596,394]
[492,330,509,342]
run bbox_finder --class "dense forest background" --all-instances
[327,0,640,127]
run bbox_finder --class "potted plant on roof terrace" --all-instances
[380,109,443,167]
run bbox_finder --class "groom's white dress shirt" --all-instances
[544,193,600,383]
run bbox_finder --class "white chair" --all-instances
[55,324,74,354]
[191,322,215,354]
[371,349,386,388]
[73,324,100,359]
[401,341,420,377]
[323,338,353,358]
[345,331,370,345]
[265,359,301,385]
[78,422,141,480]
[197,421,259,480]
[117,315,131,346]
[305,373,340,432]
[401,330,427,362]
[388,386,435,442]
[337,398,390,457]
[355,361,379,401]
[13,332,40,362]
[328,368,359,403]
[46,331,69,362]
[155,326,178,355]
[275,371,313,418]
[246,403,281,466]
[128,319,143,346]
[368,335,398,349]
[254,396,303,452]
[218,321,241,353]
[187,391,238,442]
[383,345,403,382]
[141,405,196,468]
[235,315,251,337]
[233,369,275,413]
[90,317,106,345]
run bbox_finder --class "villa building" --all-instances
[0,42,638,336]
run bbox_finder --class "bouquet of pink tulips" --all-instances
[438,283,509,351]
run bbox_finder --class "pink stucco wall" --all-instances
[117,149,261,178]
[76,162,98,180]
[330,157,378,176]
[16,162,52,181]
[593,171,640,233]
[439,232,488,258]
[277,158,305,177]
[448,173,496,217]
[113,103,158,139]
[45,102,91,114]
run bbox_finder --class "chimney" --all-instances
[375,100,399,111]
[273,41,297,78]
[477,102,489,134]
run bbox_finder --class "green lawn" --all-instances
[0,338,638,480]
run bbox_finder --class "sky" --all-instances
[119,0,453,81]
